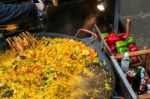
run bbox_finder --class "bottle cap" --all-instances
[124,52,129,57]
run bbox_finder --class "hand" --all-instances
[52,0,58,6]
[35,3,44,11]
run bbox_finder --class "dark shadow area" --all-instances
[46,0,116,37]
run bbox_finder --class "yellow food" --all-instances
[6,24,18,31]
[0,37,99,99]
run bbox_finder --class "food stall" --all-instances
[0,0,149,99]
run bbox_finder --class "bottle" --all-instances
[137,67,148,94]
[126,69,136,85]
[147,84,150,93]
[121,52,130,75]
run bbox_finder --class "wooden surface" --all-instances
[115,49,150,59]
[138,93,150,99]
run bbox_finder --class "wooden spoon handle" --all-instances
[126,17,131,33]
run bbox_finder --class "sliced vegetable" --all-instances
[0,83,14,98]
[20,55,26,59]
[0,66,7,73]
[117,47,129,54]
[41,76,48,81]
[116,41,127,49]
[2,89,14,98]
[102,33,109,38]
[126,36,135,44]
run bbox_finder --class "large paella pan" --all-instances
[0,30,115,99]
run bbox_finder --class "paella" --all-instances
[0,37,112,99]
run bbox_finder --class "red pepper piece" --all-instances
[109,44,116,50]
[119,33,130,40]
[109,44,117,55]
[110,49,117,55]
[130,56,139,64]
[129,45,139,52]
[106,33,119,45]
[128,44,136,49]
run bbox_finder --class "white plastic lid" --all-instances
[124,52,129,57]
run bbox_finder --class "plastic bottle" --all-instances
[121,52,130,75]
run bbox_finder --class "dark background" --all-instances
[120,0,150,48]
